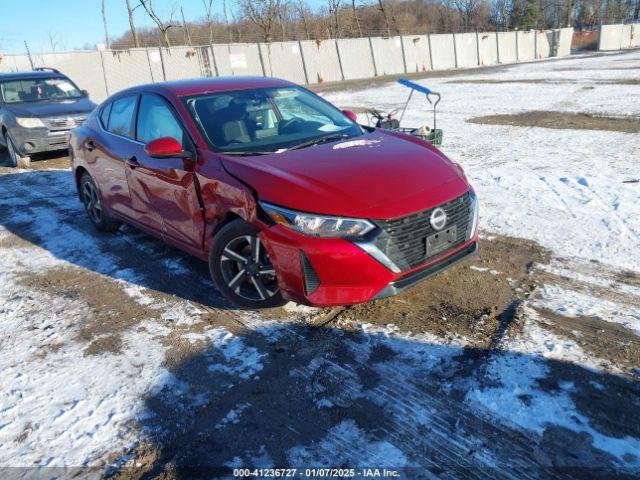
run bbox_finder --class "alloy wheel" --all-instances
[219,235,278,301]
[82,180,103,224]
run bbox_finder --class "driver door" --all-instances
[126,93,204,252]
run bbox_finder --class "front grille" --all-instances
[44,116,86,130]
[372,192,472,271]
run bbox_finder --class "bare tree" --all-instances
[241,0,281,42]
[138,0,176,47]
[180,7,193,45]
[223,0,233,42]
[202,0,215,44]
[125,0,140,47]
[277,1,290,41]
[352,0,364,37]
[295,0,312,39]
[327,0,342,37]
[47,30,65,51]
[454,0,482,29]
[377,0,392,36]
[102,0,111,48]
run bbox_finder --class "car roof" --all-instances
[115,76,296,99]
[0,71,69,81]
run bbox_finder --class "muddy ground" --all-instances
[1,153,639,478]
[468,110,640,133]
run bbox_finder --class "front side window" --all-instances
[183,86,361,154]
[136,94,186,147]
[0,77,83,104]
[107,95,138,139]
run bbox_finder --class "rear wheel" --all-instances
[209,220,285,310]
[80,172,120,232]
[4,133,30,168]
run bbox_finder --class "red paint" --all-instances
[70,76,477,307]
[144,137,184,157]
[342,109,358,122]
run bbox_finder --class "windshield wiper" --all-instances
[285,133,351,152]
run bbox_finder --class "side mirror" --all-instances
[342,109,358,123]
[81,89,90,97]
[144,137,192,159]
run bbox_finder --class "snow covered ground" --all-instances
[0,50,639,477]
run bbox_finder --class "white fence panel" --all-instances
[557,28,573,57]
[402,35,431,72]
[336,38,376,80]
[599,24,624,50]
[478,32,498,65]
[497,32,517,63]
[429,34,456,70]
[454,33,478,68]
[517,31,536,60]
[262,42,307,84]
[370,36,405,75]
[101,49,154,96]
[299,40,343,83]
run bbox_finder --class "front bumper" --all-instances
[9,126,70,156]
[260,224,479,307]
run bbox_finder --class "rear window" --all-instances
[0,77,83,104]
[106,95,138,139]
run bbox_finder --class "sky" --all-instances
[0,0,323,54]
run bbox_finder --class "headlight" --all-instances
[260,202,375,238]
[16,117,45,128]
[466,189,479,239]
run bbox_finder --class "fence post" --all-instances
[298,41,309,84]
[257,43,268,77]
[427,33,434,70]
[368,37,378,77]
[334,39,345,81]
[98,50,110,97]
[475,30,481,66]
[158,46,167,81]
[144,48,155,82]
[452,33,459,69]
[496,31,501,64]
[400,35,409,73]
[210,45,219,76]
[515,30,519,61]
[534,30,538,59]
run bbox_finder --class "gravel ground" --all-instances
[0,49,639,479]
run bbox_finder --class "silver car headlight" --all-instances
[260,202,375,238]
[16,117,45,128]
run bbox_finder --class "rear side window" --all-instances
[136,94,185,147]
[100,103,112,128]
[107,95,138,138]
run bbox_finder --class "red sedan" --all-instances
[70,77,478,309]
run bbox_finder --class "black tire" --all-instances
[79,172,121,232]
[4,133,30,168]
[209,219,285,310]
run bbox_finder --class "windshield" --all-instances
[0,77,83,104]
[183,86,362,154]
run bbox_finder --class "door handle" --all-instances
[126,156,140,169]
[85,140,96,152]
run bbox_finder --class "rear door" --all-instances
[85,95,139,219]
[128,93,204,252]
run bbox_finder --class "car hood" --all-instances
[5,97,96,118]
[221,129,471,220]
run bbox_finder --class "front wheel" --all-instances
[80,172,121,232]
[209,220,285,310]
[5,133,30,168]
